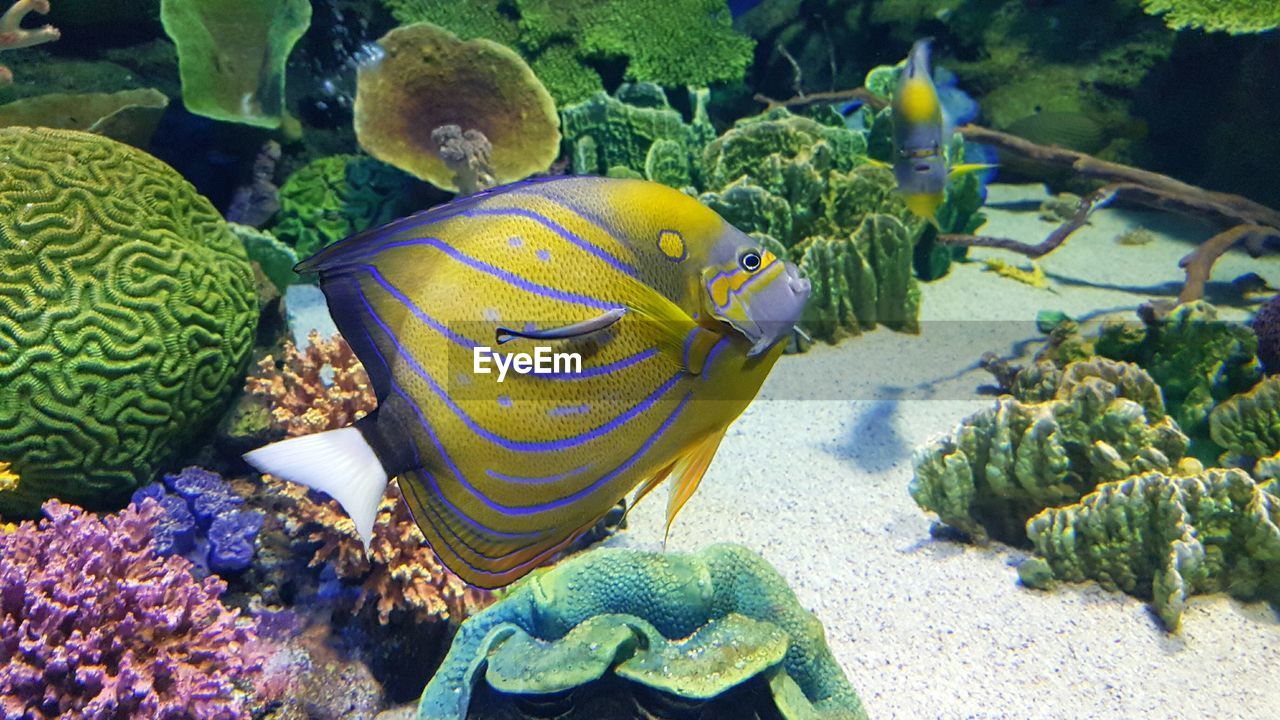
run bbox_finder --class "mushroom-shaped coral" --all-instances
[354,22,561,193]
[419,544,867,720]
[0,499,263,718]
[0,0,60,85]
[0,88,168,147]
[160,0,311,128]
[0,127,258,517]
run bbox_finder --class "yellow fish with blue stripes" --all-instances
[244,176,811,588]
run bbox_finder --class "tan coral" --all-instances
[354,22,560,192]
[245,330,376,438]
[287,480,492,625]
[0,0,60,84]
[246,332,491,624]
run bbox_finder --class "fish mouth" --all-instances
[744,264,811,357]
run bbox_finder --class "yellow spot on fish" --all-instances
[0,461,18,494]
[657,229,686,261]
[899,77,939,124]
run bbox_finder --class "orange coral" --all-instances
[245,330,376,437]
[247,331,490,624]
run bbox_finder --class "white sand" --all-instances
[612,185,1280,720]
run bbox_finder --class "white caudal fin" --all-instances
[243,427,388,550]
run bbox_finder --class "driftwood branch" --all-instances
[752,87,1280,302]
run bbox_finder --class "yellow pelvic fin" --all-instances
[948,163,997,178]
[664,426,729,543]
[625,459,678,523]
[864,157,892,170]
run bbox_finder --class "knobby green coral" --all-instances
[160,0,311,128]
[1209,375,1280,460]
[1037,302,1261,453]
[911,358,1188,543]
[419,544,867,720]
[270,154,414,261]
[0,128,257,516]
[1019,468,1280,630]
[561,83,714,188]
[1141,0,1280,33]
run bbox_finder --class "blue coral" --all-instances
[131,466,263,576]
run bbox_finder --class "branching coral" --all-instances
[246,332,489,624]
[0,0,59,84]
[1019,468,1280,630]
[287,480,491,625]
[245,331,377,438]
[0,500,262,718]
[911,358,1188,543]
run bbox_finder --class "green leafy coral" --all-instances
[269,155,416,261]
[1209,375,1280,460]
[1018,468,1280,630]
[1037,302,1261,453]
[418,544,867,720]
[911,358,1189,543]
[560,83,714,187]
[0,128,258,516]
[160,0,312,128]
[698,109,929,341]
[1141,0,1280,33]
[381,0,753,105]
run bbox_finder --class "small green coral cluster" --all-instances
[269,154,416,261]
[419,544,867,720]
[1141,0,1280,34]
[1019,468,1280,630]
[912,358,1188,544]
[382,0,754,105]
[0,128,258,517]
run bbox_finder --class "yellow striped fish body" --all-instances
[250,176,810,588]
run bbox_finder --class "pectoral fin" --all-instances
[664,427,729,543]
[496,308,627,344]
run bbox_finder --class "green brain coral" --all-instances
[911,358,1188,543]
[419,544,867,720]
[382,0,753,105]
[1141,0,1280,33]
[0,128,258,516]
[1019,468,1280,630]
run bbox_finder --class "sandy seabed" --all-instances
[288,184,1280,719]
[616,185,1280,720]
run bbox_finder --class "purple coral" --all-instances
[0,500,262,719]
[132,466,263,575]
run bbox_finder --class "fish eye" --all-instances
[738,250,762,273]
